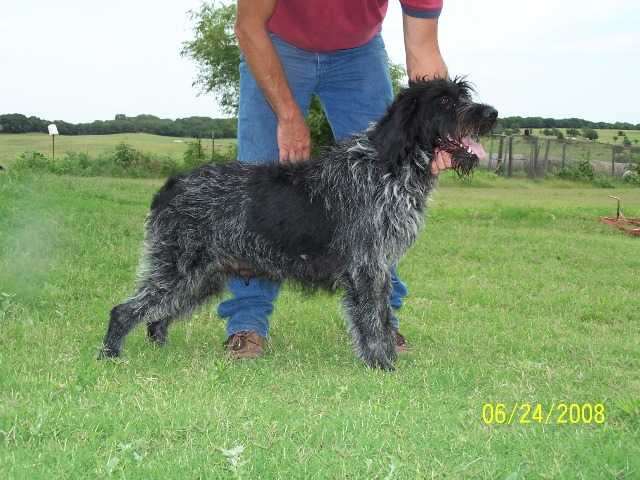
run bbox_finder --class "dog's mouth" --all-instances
[436,135,486,176]
[440,135,486,160]
[460,136,486,159]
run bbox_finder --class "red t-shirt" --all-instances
[267,0,443,52]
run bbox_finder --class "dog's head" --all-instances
[370,76,497,176]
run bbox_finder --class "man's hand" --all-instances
[430,149,453,176]
[277,108,311,164]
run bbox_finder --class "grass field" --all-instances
[1,170,639,478]
[0,133,236,166]
[529,129,640,146]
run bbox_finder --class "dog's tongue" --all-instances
[462,136,486,160]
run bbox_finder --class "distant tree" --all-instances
[623,137,632,147]
[567,128,580,137]
[556,131,564,140]
[581,128,598,141]
[389,62,408,95]
[181,2,239,115]
[613,136,618,142]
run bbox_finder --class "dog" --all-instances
[99,77,497,370]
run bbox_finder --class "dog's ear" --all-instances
[369,88,424,175]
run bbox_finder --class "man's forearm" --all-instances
[403,14,448,80]
[235,12,299,121]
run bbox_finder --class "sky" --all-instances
[1,0,638,124]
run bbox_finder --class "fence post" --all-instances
[528,138,536,178]
[533,137,540,177]
[611,145,616,176]
[562,142,567,169]
[543,139,551,176]
[507,136,513,177]
[488,135,495,169]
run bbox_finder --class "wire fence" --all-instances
[482,135,640,178]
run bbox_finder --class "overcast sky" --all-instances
[1,0,638,124]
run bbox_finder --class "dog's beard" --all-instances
[436,135,484,177]
[451,149,479,176]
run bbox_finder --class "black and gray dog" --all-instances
[99,77,497,370]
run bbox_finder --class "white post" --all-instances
[48,124,59,160]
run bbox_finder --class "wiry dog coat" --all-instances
[100,77,497,370]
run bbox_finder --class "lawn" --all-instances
[1,171,639,478]
[0,133,235,166]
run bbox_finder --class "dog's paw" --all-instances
[147,322,167,345]
[97,345,120,360]
[363,355,396,371]
[360,340,397,371]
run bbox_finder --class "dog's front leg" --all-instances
[342,268,397,370]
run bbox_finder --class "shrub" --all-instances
[14,151,50,171]
[557,160,594,182]
[183,140,207,170]
[183,139,232,170]
[10,142,235,178]
[113,142,143,168]
[581,128,598,141]
[622,170,640,185]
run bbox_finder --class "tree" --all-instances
[567,128,580,137]
[581,128,598,141]
[181,2,240,115]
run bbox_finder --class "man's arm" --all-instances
[235,0,310,163]
[403,13,451,174]
[403,14,447,81]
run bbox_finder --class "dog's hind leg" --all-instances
[145,272,224,346]
[341,268,397,370]
[99,270,225,359]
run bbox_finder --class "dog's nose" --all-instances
[483,107,498,120]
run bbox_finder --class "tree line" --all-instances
[497,116,638,132]
[0,113,237,138]
[2,111,637,139]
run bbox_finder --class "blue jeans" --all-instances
[217,33,408,338]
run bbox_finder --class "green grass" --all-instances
[0,133,236,166]
[1,171,639,478]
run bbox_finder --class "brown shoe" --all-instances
[394,330,411,354]
[224,331,265,359]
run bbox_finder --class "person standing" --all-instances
[220,0,453,358]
